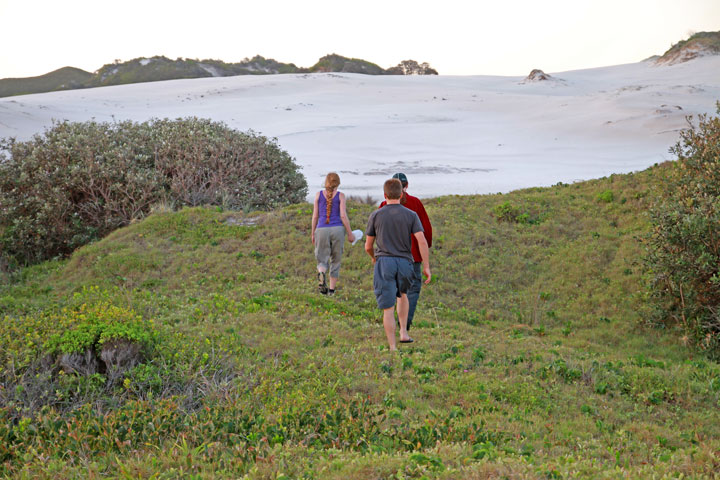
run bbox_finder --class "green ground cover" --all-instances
[1,165,719,478]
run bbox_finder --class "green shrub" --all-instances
[493,201,541,224]
[45,302,156,356]
[597,190,614,203]
[0,118,307,265]
[493,201,523,223]
[0,299,160,422]
[472,346,486,364]
[644,104,720,357]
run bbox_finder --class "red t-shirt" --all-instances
[379,193,432,263]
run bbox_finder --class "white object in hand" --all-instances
[351,229,363,245]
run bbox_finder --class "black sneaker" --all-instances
[327,289,336,296]
[318,272,328,294]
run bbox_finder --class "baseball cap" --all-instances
[392,172,408,185]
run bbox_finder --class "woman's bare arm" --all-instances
[338,193,355,243]
[311,191,320,244]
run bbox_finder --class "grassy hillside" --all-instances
[0,67,92,97]
[1,166,719,478]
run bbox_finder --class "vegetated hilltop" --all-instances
[2,164,719,478]
[655,30,720,65]
[87,55,305,87]
[309,54,386,75]
[0,67,92,97]
[0,54,438,98]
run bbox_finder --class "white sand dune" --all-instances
[1,57,719,200]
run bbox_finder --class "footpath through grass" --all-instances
[1,166,719,478]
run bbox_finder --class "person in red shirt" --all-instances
[379,173,433,330]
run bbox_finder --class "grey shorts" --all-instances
[315,226,345,278]
[373,256,413,309]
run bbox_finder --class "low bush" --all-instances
[596,189,614,203]
[0,118,307,265]
[493,201,524,223]
[644,104,720,357]
[0,299,160,422]
[45,302,156,382]
[492,201,541,224]
[45,303,153,355]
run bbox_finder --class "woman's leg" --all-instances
[315,229,331,293]
[328,226,345,292]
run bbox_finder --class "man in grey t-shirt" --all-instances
[365,178,431,351]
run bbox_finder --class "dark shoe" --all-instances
[327,289,336,296]
[318,272,328,294]
[399,338,414,343]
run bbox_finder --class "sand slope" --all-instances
[1,57,719,199]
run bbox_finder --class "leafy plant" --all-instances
[45,302,155,356]
[492,201,541,224]
[596,189,614,203]
[643,104,720,357]
[0,118,307,265]
[493,201,523,223]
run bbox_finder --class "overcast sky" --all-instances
[1,0,718,78]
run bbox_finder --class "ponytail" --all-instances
[324,172,340,224]
[325,187,335,223]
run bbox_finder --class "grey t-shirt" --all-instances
[366,204,424,261]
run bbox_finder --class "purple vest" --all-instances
[317,190,343,228]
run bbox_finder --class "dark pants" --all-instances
[406,262,423,330]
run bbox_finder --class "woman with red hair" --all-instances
[311,172,355,295]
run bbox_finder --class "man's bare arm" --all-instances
[365,235,376,263]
